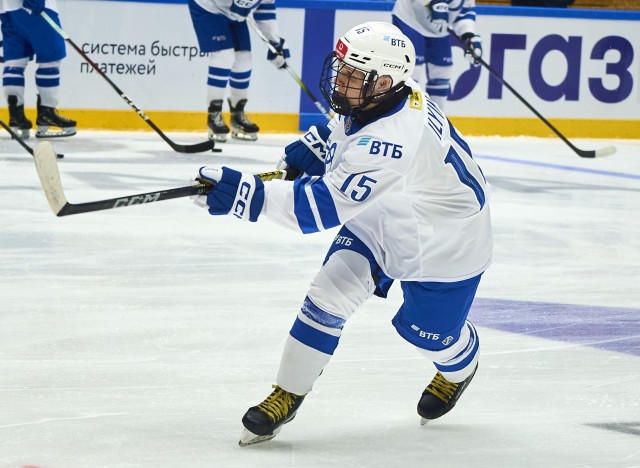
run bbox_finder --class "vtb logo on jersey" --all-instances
[357,137,403,158]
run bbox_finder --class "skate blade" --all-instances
[10,127,30,139]
[238,426,282,447]
[36,126,77,138]
[231,130,258,142]
[208,131,228,143]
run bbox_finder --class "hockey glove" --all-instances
[462,33,483,66]
[428,0,449,34]
[23,0,45,15]
[195,166,265,222]
[267,38,290,69]
[277,124,331,177]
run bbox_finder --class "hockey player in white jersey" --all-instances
[188,0,289,142]
[0,0,76,138]
[392,0,482,109]
[193,21,492,446]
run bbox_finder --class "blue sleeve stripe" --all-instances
[253,12,276,20]
[290,317,340,355]
[293,178,320,233]
[310,179,341,230]
[256,3,276,11]
[230,2,251,17]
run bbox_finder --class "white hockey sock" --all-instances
[207,49,234,104]
[228,50,251,107]
[3,57,29,105]
[36,61,61,108]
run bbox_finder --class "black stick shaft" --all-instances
[450,31,606,159]
[57,184,205,216]
[40,13,216,154]
[0,119,64,158]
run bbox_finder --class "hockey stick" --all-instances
[451,32,616,159]
[0,119,64,159]
[247,17,332,121]
[33,141,291,216]
[40,12,217,154]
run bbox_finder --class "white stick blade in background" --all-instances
[33,141,68,215]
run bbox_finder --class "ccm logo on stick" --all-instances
[114,193,161,207]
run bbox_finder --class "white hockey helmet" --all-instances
[336,21,415,87]
[319,21,416,115]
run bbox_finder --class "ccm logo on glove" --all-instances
[234,181,253,219]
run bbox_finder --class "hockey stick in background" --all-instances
[451,32,616,159]
[247,17,332,121]
[33,141,293,216]
[0,119,64,159]
[40,12,217,154]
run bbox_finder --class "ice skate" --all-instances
[239,385,306,447]
[418,364,478,425]
[229,98,259,141]
[7,95,33,139]
[35,96,76,138]
[207,99,229,142]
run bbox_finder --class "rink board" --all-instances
[0,0,638,137]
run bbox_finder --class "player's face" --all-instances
[334,63,367,106]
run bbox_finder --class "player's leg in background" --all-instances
[15,9,77,137]
[424,35,453,110]
[226,20,259,141]
[392,275,482,423]
[240,226,386,446]
[188,0,234,141]
[1,13,33,138]
[391,15,427,91]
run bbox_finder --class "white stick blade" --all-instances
[596,145,617,158]
[33,141,68,215]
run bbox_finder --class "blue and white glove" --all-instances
[23,0,45,15]
[195,166,265,222]
[267,38,290,69]
[428,0,449,34]
[276,124,331,177]
[462,33,483,66]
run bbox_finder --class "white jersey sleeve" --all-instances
[392,0,477,39]
[264,150,403,234]
[264,79,492,282]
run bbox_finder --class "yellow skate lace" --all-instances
[257,385,297,422]
[425,373,459,403]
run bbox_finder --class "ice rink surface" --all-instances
[1,130,639,468]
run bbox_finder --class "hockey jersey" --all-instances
[264,79,493,283]
[191,0,280,42]
[0,0,57,14]
[392,0,477,38]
